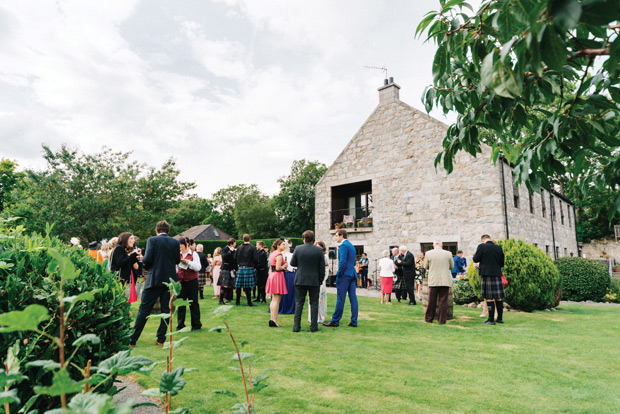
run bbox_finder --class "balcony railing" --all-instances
[330,207,373,230]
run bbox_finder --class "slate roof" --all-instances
[175,225,232,241]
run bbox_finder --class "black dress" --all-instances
[110,245,138,284]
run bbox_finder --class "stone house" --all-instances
[314,79,578,277]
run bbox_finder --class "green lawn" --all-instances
[130,288,620,414]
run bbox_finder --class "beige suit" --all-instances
[424,247,453,287]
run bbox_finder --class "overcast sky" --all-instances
[0,1,465,197]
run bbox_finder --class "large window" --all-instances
[331,180,373,229]
[421,242,458,256]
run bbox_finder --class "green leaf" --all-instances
[73,334,101,347]
[541,26,566,71]
[209,326,227,333]
[25,360,61,371]
[0,371,26,389]
[166,326,192,336]
[581,0,620,25]
[18,394,40,414]
[46,248,76,281]
[63,289,102,304]
[163,337,189,349]
[481,52,495,88]
[173,299,191,308]
[433,43,448,81]
[551,0,582,29]
[213,389,237,397]
[0,304,49,333]
[0,389,20,405]
[213,305,233,316]
[95,350,153,376]
[66,393,112,411]
[160,367,187,397]
[147,313,171,320]
[169,409,190,414]
[142,388,165,398]
[34,369,85,396]
[139,361,165,374]
[232,352,255,362]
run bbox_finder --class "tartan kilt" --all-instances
[198,272,207,287]
[218,269,235,288]
[481,276,505,299]
[235,266,256,289]
[393,274,406,290]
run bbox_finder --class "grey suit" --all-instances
[290,242,326,332]
[130,233,180,345]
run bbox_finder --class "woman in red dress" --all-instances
[265,239,288,327]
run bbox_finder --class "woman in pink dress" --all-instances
[212,247,222,299]
[265,239,288,327]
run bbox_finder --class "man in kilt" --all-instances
[235,234,259,307]
[196,244,208,299]
[218,238,237,305]
[473,234,505,325]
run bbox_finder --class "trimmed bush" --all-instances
[0,223,131,411]
[468,239,560,311]
[452,279,477,304]
[555,257,611,302]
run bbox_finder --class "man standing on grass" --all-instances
[291,230,326,332]
[473,234,505,325]
[323,229,359,327]
[130,220,180,347]
[424,240,453,324]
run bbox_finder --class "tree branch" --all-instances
[573,48,610,59]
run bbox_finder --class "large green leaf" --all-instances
[231,352,255,362]
[433,43,448,81]
[46,248,76,281]
[213,305,233,316]
[160,367,187,397]
[551,0,582,29]
[95,350,153,376]
[541,26,567,71]
[0,389,20,405]
[0,304,49,333]
[73,334,101,347]
[25,360,61,371]
[33,369,85,397]
[581,0,620,25]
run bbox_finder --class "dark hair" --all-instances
[362,252,367,257]
[481,234,491,241]
[256,241,264,248]
[316,241,326,254]
[227,238,236,246]
[302,230,315,243]
[118,232,133,254]
[243,234,250,243]
[271,239,285,252]
[179,237,189,247]
[188,238,195,246]
[336,229,348,239]
[457,250,463,254]
[156,220,170,234]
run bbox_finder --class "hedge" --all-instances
[555,257,611,302]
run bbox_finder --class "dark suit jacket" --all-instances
[290,242,326,286]
[472,241,505,277]
[400,251,415,278]
[393,255,403,277]
[142,233,181,288]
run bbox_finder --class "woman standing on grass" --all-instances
[110,232,139,286]
[212,247,222,300]
[265,239,288,327]
[379,250,394,304]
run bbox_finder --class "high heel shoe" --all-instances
[268,320,279,328]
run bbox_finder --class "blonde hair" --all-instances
[108,237,119,250]
[213,247,222,257]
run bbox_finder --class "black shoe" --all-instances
[224,300,231,304]
[323,321,339,327]
[247,302,255,307]
[191,327,202,331]
[408,302,416,306]
[261,300,266,304]
[235,301,240,306]
[496,319,504,324]
[292,327,300,332]
[483,320,496,325]
[397,299,401,303]
[218,300,225,305]
[347,323,357,327]
[269,320,280,328]
[176,326,185,331]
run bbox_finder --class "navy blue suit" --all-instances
[330,239,359,326]
[130,233,180,345]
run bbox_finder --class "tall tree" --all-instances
[209,184,262,237]
[418,0,620,216]
[0,159,23,212]
[8,145,194,242]
[274,159,327,236]
[165,197,219,237]
[234,193,279,238]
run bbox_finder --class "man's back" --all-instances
[337,240,357,277]
[473,241,504,276]
[425,248,453,287]
[291,243,326,286]
[143,234,180,288]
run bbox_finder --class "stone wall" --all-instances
[582,239,620,263]
[315,82,578,277]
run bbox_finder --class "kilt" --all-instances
[481,275,505,299]
[235,266,256,289]
[393,273,406,290]
[218,269,235,288]
[198,271,207,287]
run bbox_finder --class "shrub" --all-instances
[468,239,560,311]
[0,222,131,411]
[555,257,611,302]
[452,279,477,304]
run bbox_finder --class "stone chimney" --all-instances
[378,77,400,105]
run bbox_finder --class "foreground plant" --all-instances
[210,306,269,414]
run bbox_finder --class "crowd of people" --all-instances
[78,222,505,346]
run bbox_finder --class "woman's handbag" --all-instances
[501,273,508,286]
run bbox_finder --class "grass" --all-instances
[130,287,620,414]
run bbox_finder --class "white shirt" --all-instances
[177,250,201,272]
[379,257,395,277]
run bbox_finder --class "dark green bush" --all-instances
[468,239,560,311]
[555,257,611,302]
[452,279,477,304]
[0,223,131,411]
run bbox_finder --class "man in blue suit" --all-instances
[323,229,359,327]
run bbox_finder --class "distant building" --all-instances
[314,79,578,271]
[175,224,232,241]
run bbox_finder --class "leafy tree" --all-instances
[234,192,278,238]
[209,184,262,237]
[8,145,194,242]
[166,197,218,236]
[418,0,620,216]
[0,159,24,212]
[274,159,327,236]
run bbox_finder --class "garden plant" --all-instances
[555,257,611,302]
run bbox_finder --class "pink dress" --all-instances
[212,256,222,297]
[265,251,287,295]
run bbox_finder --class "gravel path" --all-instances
[115,376,163,413]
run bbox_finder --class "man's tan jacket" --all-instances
[424,247,454,287]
